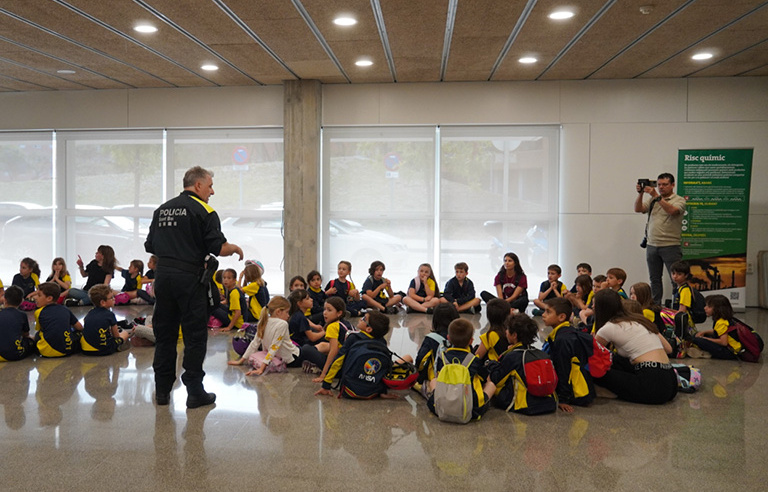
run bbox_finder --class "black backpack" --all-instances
[338,338,393,399]
[689,286,707,324]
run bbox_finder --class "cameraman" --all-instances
[634,173,686,305]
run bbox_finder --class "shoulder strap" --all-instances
[462,352,475,367]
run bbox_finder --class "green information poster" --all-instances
[678,149,753,310]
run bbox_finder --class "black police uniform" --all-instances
[145,190,226,397]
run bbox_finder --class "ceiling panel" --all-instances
[0,58,92,90]
[300,0,392,83]
[492,0,608,81]
[692,42,768,76]
[225,0,344,82]
[380,0,448,82]
[0,14,173,89]
[0,0,764,92]
[538,0,691,81]
[59,0,255,86]
[592,0,767,79]
[640,6,768,77]
[443,0,524,82]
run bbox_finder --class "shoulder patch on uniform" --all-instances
[189,195,215,214]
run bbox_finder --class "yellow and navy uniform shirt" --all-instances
[490,342,558,415]
[714,318,742,355]
[585,290,594,308]
[0,306,30,361]
[226,287,244,329]
[478,330,509,362]
[242,281,267,320]
[674,284,692,309]
[545,321,595,406]
[642,308,656,323]
[120,269,142,292]
[415,332,447,383]
[617,287,628,299]
[410,277,437,299]
[35,304,80,357]
[214,277,225,298]
[324,320,350,346]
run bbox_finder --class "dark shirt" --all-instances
[443,277,476,304]
[0,307,30,360]
[493,272,528,299]
[36,304,79,357]
[289,310,312,346]
[12,274,36,296]
[308,286,327,315]
[83,260,111,291]
[120,270,140,292]
[82,307,121,355]
[145,190,227,266]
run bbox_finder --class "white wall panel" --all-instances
[688,78,768,122]
[561,79,687,124]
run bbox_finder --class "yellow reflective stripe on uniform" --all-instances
[189,194,215,214]
[81,337,99,352]
[37,333,65,358]
[569,356,589,398]
[513,373,528,411]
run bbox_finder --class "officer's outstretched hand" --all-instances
[220,242,244,261]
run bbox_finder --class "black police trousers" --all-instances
[152,266,209,396]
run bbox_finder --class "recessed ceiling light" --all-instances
[134,24,158,33]
[333,16,357,26]
[355,59,373,67]
[692,53,713,60]
[201,64,219,71]
[519,57,538,64]
[549,10,575,20]
[57,69,76,74]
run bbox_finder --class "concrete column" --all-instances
[283,79,321,290]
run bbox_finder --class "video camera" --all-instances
[637,178,657,189]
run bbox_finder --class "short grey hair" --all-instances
[183,166,213,188]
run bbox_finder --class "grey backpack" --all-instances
[433,352,475,424]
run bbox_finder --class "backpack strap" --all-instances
[505,348,528,413]
[461,352,475,367]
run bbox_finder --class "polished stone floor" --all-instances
[1,305,766,491]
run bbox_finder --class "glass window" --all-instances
[59,131,163,287]
[167,129,284,291]
[439,126,559,292]
[322,126,559,297]
[0,133,54,281]
[322,127,435,289]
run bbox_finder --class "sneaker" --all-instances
[406,307,416,314]
[472,305,482,315]
[425,307,434,315]
[64,298,81,307]
[532,308,544,316]
[386,306,399,315]
[302,360,318,373]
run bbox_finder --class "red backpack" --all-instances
[517,348,558,397]
[584,333,613,378]
[728,318,764,363]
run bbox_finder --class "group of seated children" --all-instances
[0,280,134,361]
[1,248,156,311]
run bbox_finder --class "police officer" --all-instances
[145,166,243,408]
